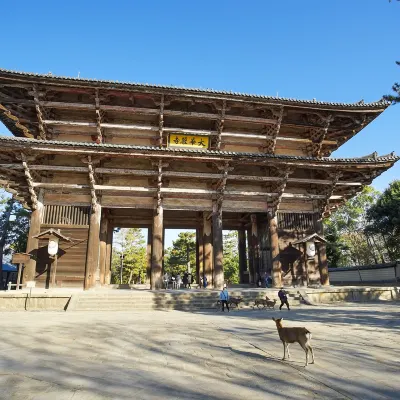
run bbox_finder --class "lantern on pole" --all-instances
[33,228,71,288]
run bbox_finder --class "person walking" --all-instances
[278,287,290,310]
[163,272,169,289]
[187,272,192,289]
[220,284,230,312]
[203,276,208,289]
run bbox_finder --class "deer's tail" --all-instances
[305,329,312,342]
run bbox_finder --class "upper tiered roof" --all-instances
[0,68,391,158]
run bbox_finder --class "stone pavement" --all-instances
[0,303,399,399]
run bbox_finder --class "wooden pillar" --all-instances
[197,225,204,285]
[251,214,260,284]
[212,202,224,289]
[146,227,152,283]
[24,190,44,283]
[151,204,163,290]
[316,220,330,286]
[269,214,281,287]
[246,228,254,284]
[105,223,113,285]
[99,215,108,285]
[85,203,101,289]
[238,229,247,284]
[203,211,213,287]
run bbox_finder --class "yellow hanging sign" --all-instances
[168,134,209,149]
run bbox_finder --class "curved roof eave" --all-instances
[0,136,398,166]
[0,68,390,111]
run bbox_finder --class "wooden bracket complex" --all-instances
[95,89,104,144]
[33,84,47,140]
[20,153,38,209]
[262,106,284,154]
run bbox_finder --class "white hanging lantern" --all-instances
[48,236,59,257]
[306,241,316,258]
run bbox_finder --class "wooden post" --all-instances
[315,219,330,286]
[99,215,108,285]
[24,190,44,283]
[251,214,260,284]
[85,203,101,289]
[16,263,23,290]
[196,226,204,286]
[105,223,113,285]
[238,230,247,284]
[212,202,224,289]
[51,255,58,288]
[203,211,213,287]
[151,204,163,290]
[147,227,152,283]
[303,243,310,287]
[269,214,281,287]
[246,228,254,284]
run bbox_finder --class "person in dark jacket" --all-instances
[278,287,290,310]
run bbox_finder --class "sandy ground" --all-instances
[0,302,399,399]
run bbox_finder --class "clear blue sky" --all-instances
[0,0,399,246]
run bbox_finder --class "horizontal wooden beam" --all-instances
[31,181,343,200]
[0,163,365,186]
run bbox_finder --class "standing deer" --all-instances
[272,317,315,366]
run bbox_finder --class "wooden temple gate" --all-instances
[0,68,397,290]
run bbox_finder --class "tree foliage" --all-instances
[383,61,400,104]
[366,180,400,260]
[324,186,382,266]
[0,195,30,267]
[223,230,239,284]
[111,228,147,284]
[164,231,196,277]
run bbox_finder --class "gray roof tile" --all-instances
[0,68,390,109]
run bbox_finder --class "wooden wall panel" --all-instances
[35,227,89,288]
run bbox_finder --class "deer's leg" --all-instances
[299,342,309,367]
[308,343,315,364]
[282,342,286,360]
[286,344,291,359]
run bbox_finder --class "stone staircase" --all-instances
[68,289,301,311]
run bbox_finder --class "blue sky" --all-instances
[0,0,399,246]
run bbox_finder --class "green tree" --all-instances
[223,230,239,284]
[366,180,400,260]
[383,61,400,104]
[111,228,147,284]
[324,186,381,266]
[0,195,30,271]
[164,232,196,277]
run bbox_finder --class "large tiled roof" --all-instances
[0,135,398,164]
[0,68,390,109]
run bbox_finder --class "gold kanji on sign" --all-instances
[168,134,209,149]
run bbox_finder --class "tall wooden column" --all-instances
[246,228,254,284]
[24,190,44,283]
[99,214,108,285]
[146,227,152,283]
[251,214,260,284]
[212,202,224,289]
[316,219,330,285]
[105,223,113,285]
[196,226,204,285]
[85,203,101,289]
[238,229,247,283]
[269,214,282,287]
[151,205,163,290]
[203,211,213,287]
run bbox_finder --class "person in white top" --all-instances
[176,274,182,289]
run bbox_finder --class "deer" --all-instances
[272,318,314,367]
